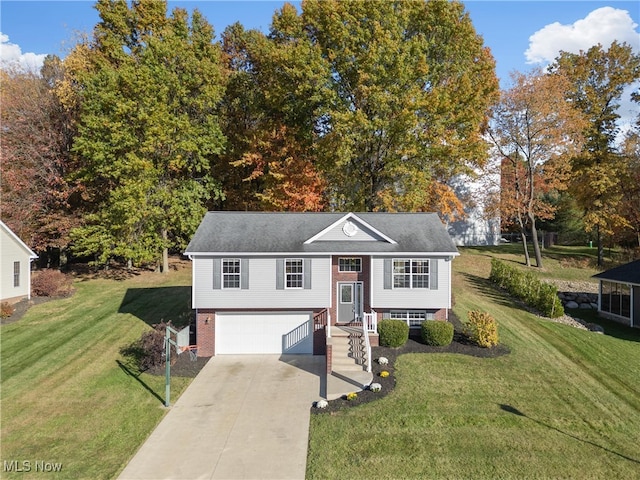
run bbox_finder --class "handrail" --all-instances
[361,313,372,373]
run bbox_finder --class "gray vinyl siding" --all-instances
[193,256,331,309]
[370,256,450,309]
[314,221,385,241]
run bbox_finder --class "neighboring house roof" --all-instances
[185,212,459,255]
[592,260,640,286]
[0,221,38,259]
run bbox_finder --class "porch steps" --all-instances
[326,326,373,400]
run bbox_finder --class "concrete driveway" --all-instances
[118,355,324,480]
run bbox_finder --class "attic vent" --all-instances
[342,221,358,237]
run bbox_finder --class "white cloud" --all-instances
[525,7,639,64]
[0,32,47,73]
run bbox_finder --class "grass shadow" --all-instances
[499,404,640,465]
[459,272,515,310]
[117,360,165,406]
[119,286,192,327]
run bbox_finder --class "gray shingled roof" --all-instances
[184,212,458,255]
[592,260,640,285]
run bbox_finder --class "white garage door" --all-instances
[215,312,313,354]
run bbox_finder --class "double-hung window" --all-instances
[393,259,429,289]
[13,261,20,287]
[285,259,303,288]
[222,259,241,289]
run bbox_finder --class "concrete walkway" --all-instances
[118,355,324,480]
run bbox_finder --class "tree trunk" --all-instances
[597,225,604,267]
[515,212,530,267]
[162,228,169,274]
[529,214,543,268]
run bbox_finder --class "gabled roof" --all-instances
[185,212,459,256]
[592,260,640,286]
[0,221,38,259]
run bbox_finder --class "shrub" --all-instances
[489,258,564,318]
[377,319,409,347]
[346,392,358,401]
[379,370,389,378]
[420,320,454,346]
[31,269,74,297]
[369,383,382,392]
[120,321,176,371]
[1,301,15,318]
[466,310,499,348]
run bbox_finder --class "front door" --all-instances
[337,282,363,323]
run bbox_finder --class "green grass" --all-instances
[1,265,194,479]
[307,247,640,479]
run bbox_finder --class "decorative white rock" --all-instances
[377,357,389,365]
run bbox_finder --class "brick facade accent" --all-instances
[195,309,215,357]
[330,255,371,325]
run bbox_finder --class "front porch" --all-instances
[326,326,374,400]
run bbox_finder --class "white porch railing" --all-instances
[361,310,376,373]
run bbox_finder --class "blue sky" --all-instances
[1,0,639,88]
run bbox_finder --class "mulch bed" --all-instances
[312,313,510,414]
[1,296,58,325]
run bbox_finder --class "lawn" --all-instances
[306,246,640,479]
[0,261,194,479]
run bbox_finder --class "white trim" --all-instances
[185,251,459,257]
[221,258,241,289]
[0,221,38,259]
[284,258,304,289]
[303,213,398,245]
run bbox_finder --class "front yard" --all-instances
[306,247,640,479]
[0,261,195,479]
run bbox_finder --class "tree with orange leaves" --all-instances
[488,69,586,267]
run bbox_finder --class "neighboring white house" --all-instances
[185,212,459,357]
[0,221,38,303]
[447,173,501,246]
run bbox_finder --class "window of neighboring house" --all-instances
[13,261,20,287]
[393,259,429,288]
[338,257,362,272]
[222,259,241,289]
[285,259,303,288]
[389,310,432,327]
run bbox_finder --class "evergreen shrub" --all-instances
[489,258,564,318]
[420,320,454,346]
[378,319,409,348]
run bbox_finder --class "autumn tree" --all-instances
[218,10,328,212]
[0,58,79,264]
[61,0,226,271]
[549,42,640,265]
[488,69,586,268]
[299,0,499,212]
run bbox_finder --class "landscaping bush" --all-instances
[120,321,176,371]
[466,310,499,348]
[1,301,15,318]
[31,269,74,297]
[489,258,564,318]
[377,319,409,347]
[420,320,454,346]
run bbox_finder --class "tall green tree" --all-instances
[299,0,499,211]
[62,0,225,271]
[548,41,640,265]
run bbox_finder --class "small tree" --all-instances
[488,69,586,267]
